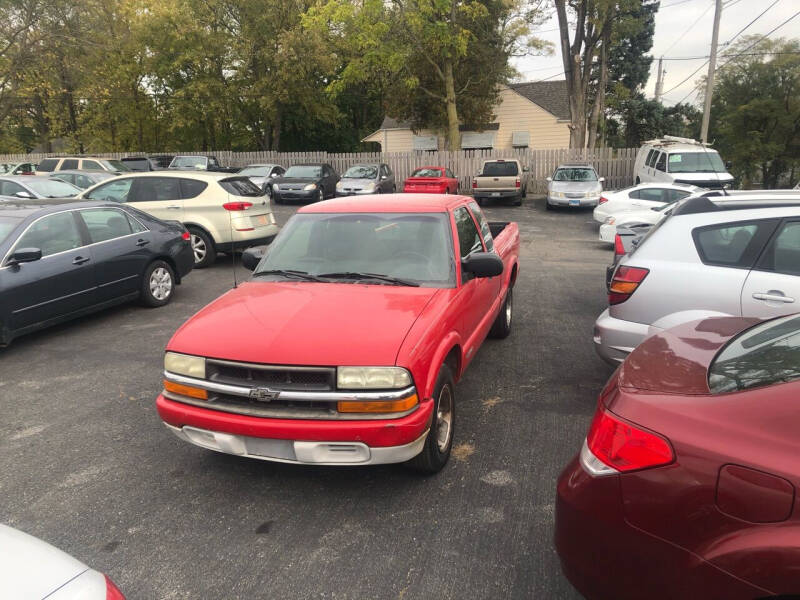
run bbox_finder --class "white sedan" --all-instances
[598,204,670,244]
[593,182,701,224]
[0,524,125,599]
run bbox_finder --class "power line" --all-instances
[534,71,565,82]
[661,51,800,60]
[715,9,800,71]
[660,0,695,9]
[718,0,781,51]
[660,1,715,56]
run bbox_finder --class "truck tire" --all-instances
[513,191,523,206]
[188,227,216,268]
[545,199,553,211]
[635,177,641,185]
[489,288,513,339]
[408,364,455,474]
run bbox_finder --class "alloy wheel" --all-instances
[436,384,453,452]
[191,234,206,263]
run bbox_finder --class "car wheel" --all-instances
[545,199,553,211]
[392,185,396,193]
[408,363,455,474]
[513,192,522,206]
[489,288,513,338]
[635,177,641,185]
[140,260,175,307]
[318,188,324,202]
[188,227,215,268]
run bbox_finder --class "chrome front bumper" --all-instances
[165,424,429,465]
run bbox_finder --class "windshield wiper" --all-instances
[317,271,420,287]
[253,269,325,282]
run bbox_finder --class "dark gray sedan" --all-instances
[335,163,396,196]
[0,175,81,199]
[0,199,194,346]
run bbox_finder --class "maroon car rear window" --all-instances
[708,314,800,394]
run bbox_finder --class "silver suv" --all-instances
[594,194,800,364]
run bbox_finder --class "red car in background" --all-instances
[556,314,800,600]
[403,166,458,194]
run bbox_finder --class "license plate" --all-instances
[491,192,500,197]
[569,199,581,206]
[255,215,269,226]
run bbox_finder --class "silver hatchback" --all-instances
[546,163,604,210]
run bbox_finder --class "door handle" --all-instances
[136,238,150,247]
[72,256,90,265]
[166,205,181,210]
[752,292,795,303]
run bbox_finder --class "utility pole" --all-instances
[654,57,665,103]
[701,0,723,143]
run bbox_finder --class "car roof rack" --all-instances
[672,195,800,216]
[642,135,714,148]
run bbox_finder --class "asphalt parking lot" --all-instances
[0,195,613,599]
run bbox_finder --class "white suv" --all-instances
[634,136,734,190]
[80,172,278,267]
[594,194,800,364]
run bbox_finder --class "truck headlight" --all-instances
[304,183,317,191]
[164,352,206,378]
[337,366,412,389]
[553,191,565,198]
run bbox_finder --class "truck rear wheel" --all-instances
[489,288,513,338]
[407,364,455,474]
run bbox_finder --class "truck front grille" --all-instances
[206,359,335,392]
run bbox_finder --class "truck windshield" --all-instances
[171,156,207,169]
[482,162,518,176]
[667,152,726,173]
[709,314,800,393]
[254,212,455,287]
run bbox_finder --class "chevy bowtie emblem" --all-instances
[249,387,281,402]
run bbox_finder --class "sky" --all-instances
[512,0,800,106]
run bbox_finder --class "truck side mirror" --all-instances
[242,245,268,271]
[598,177,606,183]
[461,252,503,279]
[546,176,552,182]
[523,167,529,172]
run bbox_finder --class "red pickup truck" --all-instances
[157,194,520,473]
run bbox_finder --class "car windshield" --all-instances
[667,152,726,173]
[253,212,455,287]
[553,168,597,182]
[709,314,800,394]
[25,179,81,197]
[0,216,22,244]
[284,166,322,178]
[238,166,272,176]
[343,165,378,179]
[482,162,518,176]
[410,168,442,178]
[171,156,207,168]
[102,160,130,171]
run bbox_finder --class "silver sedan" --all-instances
[0,175,81,199]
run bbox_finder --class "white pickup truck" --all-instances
[472,159,529,206]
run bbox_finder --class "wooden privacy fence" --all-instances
[0,147,638,193]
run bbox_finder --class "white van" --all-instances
[633,136,733,190]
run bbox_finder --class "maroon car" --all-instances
[555,314,800,600]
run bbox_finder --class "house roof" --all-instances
[508,80,570,120]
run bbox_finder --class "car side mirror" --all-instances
[8,247,42,265]
[14,191,34,199]
[381,175,388,180]
[523,167,529,172]
[598,177,605,183]
[242,245,268,271]
[461,252,503,279]
[546,176,552,182]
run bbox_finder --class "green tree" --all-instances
[710,37,800,188]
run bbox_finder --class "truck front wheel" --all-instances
[408,364,455,474]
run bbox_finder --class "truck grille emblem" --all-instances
[249,387,281,402]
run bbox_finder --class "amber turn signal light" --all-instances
[337,394,418,413]
[164,379,208,400]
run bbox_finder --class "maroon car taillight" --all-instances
[586,406,674,473]
[608,265,649,305]
[105,574,126,600]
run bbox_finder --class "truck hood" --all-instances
[549,181,602,193]
[168,281,440,366]
[619,316,759,394]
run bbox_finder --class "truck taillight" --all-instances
[472,180,477,189]
[608,265,648,305]
[105,574,126,600]
[515,179,521,188]
[585,406,673,474]
[223,201,253,211]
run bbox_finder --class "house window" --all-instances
[460,131,496,150]
[412,135,438,151]
[512,131,530,148]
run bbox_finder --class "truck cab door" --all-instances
[741,220,800,319]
